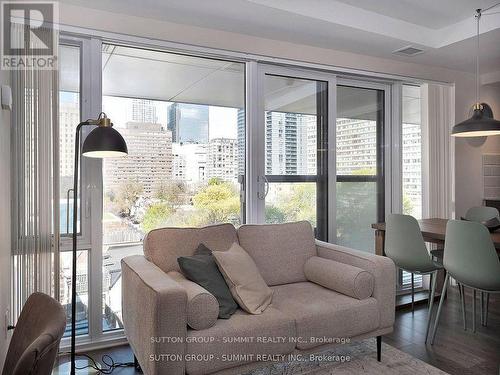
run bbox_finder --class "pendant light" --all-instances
[451,7,500,137]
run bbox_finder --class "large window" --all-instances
[100,44,245,331]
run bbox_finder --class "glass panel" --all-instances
[264,75,319,176]
[336,182,377,251]
[58,44,81,236]
[265,183,316,225]
[402,85,422,219]
[263,73,327,237]
[59,250,88,337]
[101,44,245,331]
[336,86,379,176]
[401,85,423,290]
[336,86,383,251]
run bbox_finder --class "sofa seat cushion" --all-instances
[185,307,295,375]
[237,221,316,286]
[143,223,238,274]
[270,282,379,350]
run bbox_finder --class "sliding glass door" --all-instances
[250,65,335,241]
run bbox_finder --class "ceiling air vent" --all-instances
[392,45,424,56]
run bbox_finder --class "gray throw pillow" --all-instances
[178,243,238,319]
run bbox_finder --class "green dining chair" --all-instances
[430,220,500,344]
[385,214,442,343]
[463,206,499,326]
[464,206,499,223]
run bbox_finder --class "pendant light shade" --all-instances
[82,125,128,158]
[452,103,500,137]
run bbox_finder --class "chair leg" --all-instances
[425,270,438,343]
[376,336,381,362]
[431,273,450,345]
[472,289,476,333]
[428,273,433,306]
[460,284,466,330]
[485,293,489,326]
[411,273,415,312]
[480,291,484,326]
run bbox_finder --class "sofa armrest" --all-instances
[121,255,187,375]
[315,240,396,329]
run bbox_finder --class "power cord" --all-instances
[60,352,136,374]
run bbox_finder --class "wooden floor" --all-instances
[62,285,500,375]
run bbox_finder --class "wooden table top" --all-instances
[372,218,500,250]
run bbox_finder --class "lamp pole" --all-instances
[69,113,127,374]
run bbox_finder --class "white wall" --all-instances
[0,70,11,368]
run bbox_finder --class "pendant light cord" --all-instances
[473,2,500,104]
[475,9,480,104]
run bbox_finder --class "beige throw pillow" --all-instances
[213,242,273,314]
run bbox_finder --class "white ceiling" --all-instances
[58,0,500,75]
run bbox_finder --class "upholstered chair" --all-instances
[384,214,442,343]
[2,292,66,375]
[430,220,500,344]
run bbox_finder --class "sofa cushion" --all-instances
[178,244,238,319]
[270,282,379,350]
[185,307,295,375]
[304,256,374,299]
[237,221,316,286]
[213,243,273,314]
[143,223,238,273]
[168,271,219,330]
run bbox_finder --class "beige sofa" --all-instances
[122,221,395,375]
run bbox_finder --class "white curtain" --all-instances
[421,83,455,219]
[11,23,59,321]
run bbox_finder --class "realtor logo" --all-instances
[1,1,58,70]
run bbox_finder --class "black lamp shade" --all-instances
[452,104,500,137]
[82,126,128,158]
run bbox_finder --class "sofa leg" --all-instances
[376,336,382,362]
[134,355,143,373]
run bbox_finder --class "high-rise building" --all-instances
[207,138,238,182]
[265,112,317,175]
[172,143,207,184]
[167,103,209,144]
[237,109,245,177]
[336,118,377,175]
[132,99,157,123]
[59,99,80,178]
[103,122,172,197]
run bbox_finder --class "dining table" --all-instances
[372,218,500,257]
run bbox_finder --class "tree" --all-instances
[114,181,144,217]
[154,181,188,209]
[275,184,316,225]
[265,205,286,224]
[191,178,240,225]
[402,194,414,215]
[142,203,173,233]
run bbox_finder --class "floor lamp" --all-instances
[70,112,127,374]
